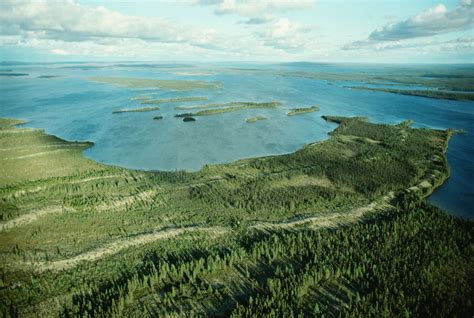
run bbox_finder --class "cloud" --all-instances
[368,0,473,41]
[0,0,221,50]
[342,36,474,57]
[51,48,70,55]
[239,16,275,25]
[0,0,316,61]
[256,17,316,51]
[189,0,314,17]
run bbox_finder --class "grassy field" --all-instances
[88,76,221,90]
[0,118,105,186]
[0,115,472,317]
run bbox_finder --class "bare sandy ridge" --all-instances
[0,189,158,231]
[2,149,70,160]
[27,196,391,272]
[2,163,432,273]
[38,226,228,271]
[0,142,74,151]
[0,176,150,230]
[96,189,160,211]
[0,206,72,232]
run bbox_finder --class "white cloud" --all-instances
[255,17,317,51]
[51,48,70,55]
[368,0,473,41]
[239,16,275,25]
[0,0,220,49]
[190,0,314,17]
[342,36,474,59]
[0,0,318,60]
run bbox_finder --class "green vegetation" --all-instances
[246,115,267,123]
[175,101,280,111]
[287,105,320,116]
[233,65,474,101]
[130,95,151,101]
[345,86,474,101]
[0,73,28,77]
[112,106,160,114]
[140,97,208,104]
[175,102,280,117]
[88,76,221,90]
[0,118,104,186]
[1,115,472,317]
[37,75,61,79]
[278,67,474,92]
[153,116,163,120]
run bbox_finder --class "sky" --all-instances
[0,0,473,63]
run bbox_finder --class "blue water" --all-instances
[1,62,473,218]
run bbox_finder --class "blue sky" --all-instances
[0,0,472,63]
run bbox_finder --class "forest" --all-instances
[0,115,472,317]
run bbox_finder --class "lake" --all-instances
[1,62,472,218]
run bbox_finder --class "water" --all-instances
[1,62,473,218]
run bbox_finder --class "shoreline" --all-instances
[1,115,454,215]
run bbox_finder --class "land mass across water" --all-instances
[88,76,221,90]
[345,86,474,101]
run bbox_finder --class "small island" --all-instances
[175,101,280,111]
[0,73,28,77]
[246,115,267,123]
[153,116,163,120]
[38,75,61,79]
[140,96,208,104]
[112,106,160,113]
[287,105,320,116]
[183,116,196,122]
[175,102,280,117]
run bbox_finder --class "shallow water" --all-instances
[1,62,473,218]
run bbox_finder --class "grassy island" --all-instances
[246,115,267,123]
[112,106,161,113]
[0,73,28,77]
[88,76,221,90]
[153,116,163,120]
[0,115,472,317]
[175,101,280,117]
[175,101,281,111]
[37,75,61,79]
[287,105,320,116]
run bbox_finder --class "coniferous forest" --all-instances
[0,116,472,317]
